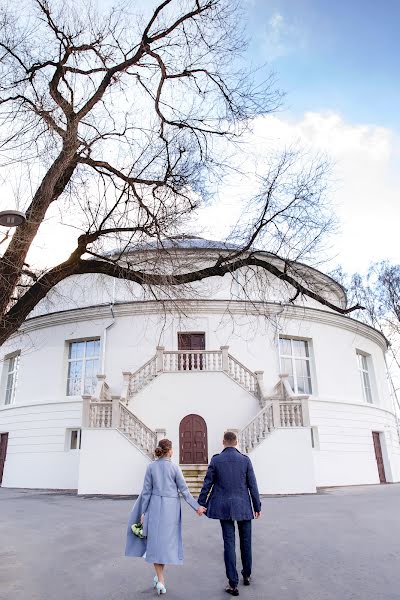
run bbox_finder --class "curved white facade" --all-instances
[0,241,399,494]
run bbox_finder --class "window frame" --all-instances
[356,350,373,404]
[66,338,100,397]
[279,336,313,395]
[4,351,21,406]
[66,428,82,451]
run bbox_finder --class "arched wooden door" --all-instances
[179,414,208,465]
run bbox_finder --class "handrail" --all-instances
[239,403,274,453]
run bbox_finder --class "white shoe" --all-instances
[153,576,158,588]
[156,581,167,595]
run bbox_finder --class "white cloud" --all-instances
[197,111,400,274]
[261,11,306,61]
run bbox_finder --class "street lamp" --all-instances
[0,210,26,227]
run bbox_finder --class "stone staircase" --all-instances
[181,465,208,496]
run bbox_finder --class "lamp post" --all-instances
[0,210,26,227]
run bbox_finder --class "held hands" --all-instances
[254,512,261,519]
[196,506,207,516]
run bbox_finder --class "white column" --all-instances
[121,371,131,404]
[254,370,265,405]
[272,399,281,428]
[112,396,121,429]
[82,395,91,427]
[221,346,229,372]
[156,346,165,372]
[301,397,311,427]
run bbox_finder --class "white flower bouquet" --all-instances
[131,522,146,539]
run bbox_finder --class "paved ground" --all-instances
[1,485,400,600]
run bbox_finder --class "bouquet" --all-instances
[131,522,146,539]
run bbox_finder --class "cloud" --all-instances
[196,111,400,274]
[261,12,306,61]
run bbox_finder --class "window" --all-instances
[66,429,81,450]
[67,339,100,396]
[357,351,373,403]
[4,352,20,405]
[279,337,312,394]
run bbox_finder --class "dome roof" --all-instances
[105,235,347,306]
[106,235,240,254]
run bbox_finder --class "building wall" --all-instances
[0,298,399,492]
[310,399,400,486]
[0,400,81,489]
[77,428,151,495]
[250,427,316,494]
[127,371,261,459]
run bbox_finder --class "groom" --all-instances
[198,431,261,596]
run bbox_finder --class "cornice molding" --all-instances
[15,299,387,351]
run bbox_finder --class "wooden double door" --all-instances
[0,433,8,486]
[180,414,208,465]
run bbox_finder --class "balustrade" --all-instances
[162,350,222,372]
[239,404,274,453]
[279,401,303,427]
[227,354,257,395]
[129,356,157,394]
[89,402,113,428]
[119,404,157,457]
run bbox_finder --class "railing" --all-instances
[227,354,258,395]
[128,355,157,394]
[83,394,157,458]
[119,404,157,457]
[162,350,223,372]
[239,403,274,453]
[122,346,261,400]
[88,401,113,428]
[239,396,306,453]
[279,400,303,427]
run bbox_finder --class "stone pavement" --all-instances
[1,484,400,600]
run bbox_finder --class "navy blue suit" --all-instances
[198,447,261,588]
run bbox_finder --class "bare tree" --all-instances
[342,263,400,368]
[0,0,361,346]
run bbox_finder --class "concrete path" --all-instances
[1,484,400,600]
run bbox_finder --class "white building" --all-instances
[0,238,399,495]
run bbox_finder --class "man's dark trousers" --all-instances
[220,519,252,588]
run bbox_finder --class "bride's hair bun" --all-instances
[154,438,172,458]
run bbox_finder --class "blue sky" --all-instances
[246,0,400,132]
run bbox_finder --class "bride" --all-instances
[125,438,206,595]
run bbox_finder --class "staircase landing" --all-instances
[181,464,208,496]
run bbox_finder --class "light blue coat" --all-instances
[125,458,200,565]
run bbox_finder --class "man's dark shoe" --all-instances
[225,586,239,596]
[243,576,251,586]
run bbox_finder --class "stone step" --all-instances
[181,464,209,470]
[184,476,206,482]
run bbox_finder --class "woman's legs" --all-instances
[154,563,165,585]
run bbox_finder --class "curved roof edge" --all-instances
[105,235,347,308]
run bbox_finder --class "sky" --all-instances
[2,0,400,275]
[197,0,400,273]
